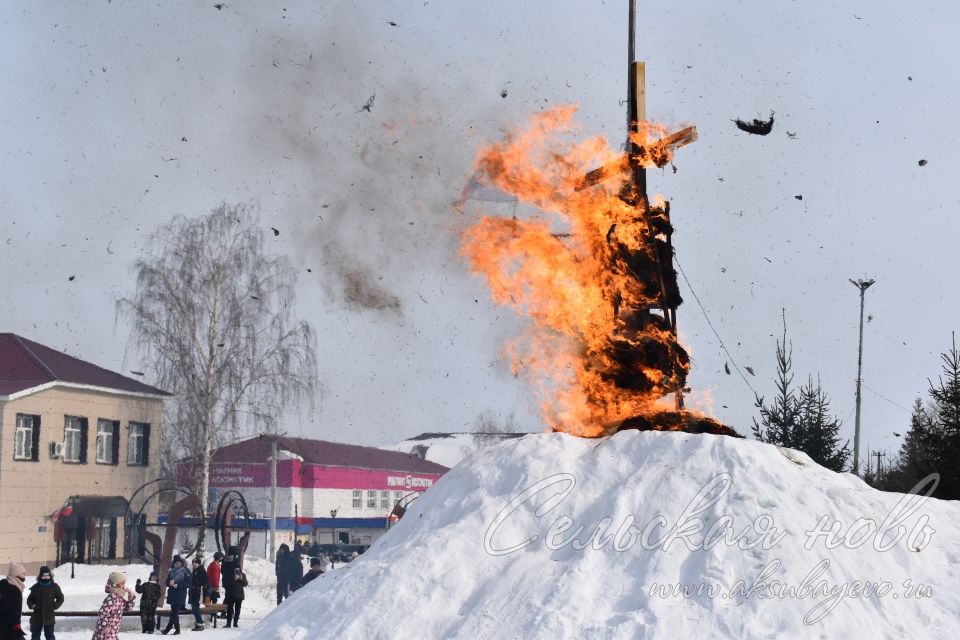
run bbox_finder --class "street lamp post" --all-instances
[330,508,338,545]
[850,277,875,475]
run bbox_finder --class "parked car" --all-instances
[308,544,369,563]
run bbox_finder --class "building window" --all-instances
[394,491,403,504]
[380,491,390,510]
[352,490,362,509]
[14,414,40,461]
[366,490,376,509]
[96,419,120,464]
[64,416,88,464]
[127,422,150,466]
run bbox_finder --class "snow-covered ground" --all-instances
[25,557,276,639]
[245,430,960,639]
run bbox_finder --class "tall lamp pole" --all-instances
[269,434,278,563]
[850,278,875,475]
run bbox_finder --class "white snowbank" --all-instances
[246,431,960,639]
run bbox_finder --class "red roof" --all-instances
[213,435,449,475]
[0,333,170,398]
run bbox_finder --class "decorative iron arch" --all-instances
[212,489,253,556]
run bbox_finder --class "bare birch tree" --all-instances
[118,202,318,549]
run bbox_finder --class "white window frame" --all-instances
[96,419,115,464]
[64,417,82,463]
[366,490,376,509]
[127,422,147,466]
[14,415,36,461]
[380,490,390,510]
[351,490,362,509]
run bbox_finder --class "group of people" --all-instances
[0,545,249,639]
[274,543,332,605]
[142,546,249,634]
[0,563,64,640]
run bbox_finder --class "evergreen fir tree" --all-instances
[796,376,851,472]
[894,398,940,491]
[753,317,802,448]
[926,333,960,499]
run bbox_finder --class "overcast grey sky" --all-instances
[2,1,957,465]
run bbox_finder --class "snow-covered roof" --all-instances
[379,431,526,468]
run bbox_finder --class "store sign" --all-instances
[386,475,434,489]
[209,464,267,487]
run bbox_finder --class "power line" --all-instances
[862,384,911,413]
[673,254,758,397]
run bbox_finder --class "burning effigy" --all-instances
[458,66,739,439]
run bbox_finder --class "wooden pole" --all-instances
[626,0,683,410]
[269,434,278,562]
[850,278,875,475]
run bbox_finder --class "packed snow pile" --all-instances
[248,431,960,640]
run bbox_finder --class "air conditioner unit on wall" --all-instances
[49,442,64,459]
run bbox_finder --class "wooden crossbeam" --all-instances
[576,125,698,191]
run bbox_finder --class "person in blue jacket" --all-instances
[160,555,191,635]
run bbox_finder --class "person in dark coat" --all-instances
[220,546,239,599]
[25,566,63,640]
[135,572,161,634]
[160,555,191,635]
[275,544,294,604]
[0,562,27,640]
[187,558,209,631]
[300,556,329,587]
[288,546,304,594]
[220,546,240,625]
[224,568,247,628]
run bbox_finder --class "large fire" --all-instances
[459,105,738,438]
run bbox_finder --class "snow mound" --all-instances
[245,431,960,640]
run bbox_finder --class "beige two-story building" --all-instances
[0,333,169,571]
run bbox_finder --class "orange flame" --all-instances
[460,106,703,437]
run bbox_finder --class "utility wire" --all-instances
[862,384,911,413]
[674,253,758,397]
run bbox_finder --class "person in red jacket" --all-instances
[206,552,222,604]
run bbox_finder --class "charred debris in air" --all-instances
[734,112,775,135]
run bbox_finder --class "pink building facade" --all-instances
[181,436,448,556]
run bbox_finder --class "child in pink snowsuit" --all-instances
[92,572,136,640]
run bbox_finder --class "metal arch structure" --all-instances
[211,489,254,560]
[124,479,205,566]
[124,480,256,592]
[386,491,422,530]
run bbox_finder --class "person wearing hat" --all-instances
[135,571,161,634]
[187,558,209,631]
[0,562,28,639]
[25,566,63,640]
[219,547,240,607]
[160,556,191,635]
[92,572,135,640]
[223,567,247,629]
[300,556,329,587]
